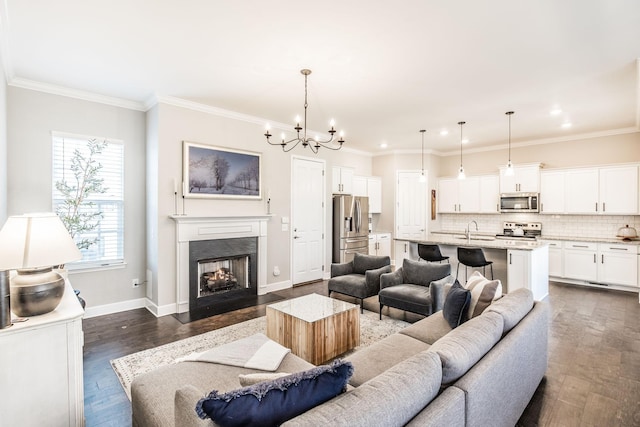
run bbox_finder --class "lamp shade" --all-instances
[0,213,82,270]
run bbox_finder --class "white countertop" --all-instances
[396,233,548,250]
[430,229,640,246]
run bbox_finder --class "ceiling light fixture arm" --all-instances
[264,69,345,154]
[505,111,515,175]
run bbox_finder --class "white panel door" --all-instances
[396,171,426,240]
[292,157,325,284]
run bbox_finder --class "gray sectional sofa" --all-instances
[131,288,548,427]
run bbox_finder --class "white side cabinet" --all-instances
[507,247,549,300]
[539,171,566,214]
[597,243,639,287]
[437,177,480,213]
[332,166,354,194]
[369,233,391,257]
[565,165,639,215]
[539,240,563,277]
[0,281,85,427]
[394,240,415,267]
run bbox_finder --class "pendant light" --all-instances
[419,129,426,183]
[505,111,515,176]
[457,121,466,180]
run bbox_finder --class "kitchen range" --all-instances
[495,222,542,240]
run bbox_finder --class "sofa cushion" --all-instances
[196,359,353,427]
[442,281,471,328]
[399,311,453,345]
[485,288,534,333]
[345,333,430,386]
[464,271,503,319]
[352,252,390,274]
[402,258,451,286]
[428,311,504,384]
[283,351,443,427]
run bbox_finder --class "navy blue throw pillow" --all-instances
[443,280,471,328]
[196,359,353,427]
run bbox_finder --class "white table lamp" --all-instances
[0,213,82,316]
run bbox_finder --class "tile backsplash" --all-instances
[439,213,640,240]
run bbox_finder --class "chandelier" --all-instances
[264,69,345,154]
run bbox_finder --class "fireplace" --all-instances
[172,215,271,315]
[189,237,257,311]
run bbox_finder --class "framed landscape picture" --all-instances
[183,141,261,199]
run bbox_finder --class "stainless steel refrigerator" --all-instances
[332,195,369,263]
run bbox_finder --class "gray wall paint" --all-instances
[147,102,373,310]
[6,86,147,307]
[0,56,7,224]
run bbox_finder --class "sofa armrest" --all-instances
[364,265,392,295]
[429,274,455,312]
[175,385,215,427]
[380,268,403,290]
[331,261,354,278]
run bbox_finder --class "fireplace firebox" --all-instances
[189,237,257,312]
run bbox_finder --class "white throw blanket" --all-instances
[175,333,291,371]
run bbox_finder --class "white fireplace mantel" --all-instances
[171,215,272,313]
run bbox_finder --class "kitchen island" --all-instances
[395,233,549,300]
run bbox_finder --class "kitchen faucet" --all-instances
[466,220,478,242]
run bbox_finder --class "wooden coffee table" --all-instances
[266,293,360,365]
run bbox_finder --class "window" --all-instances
[52,132,124,269]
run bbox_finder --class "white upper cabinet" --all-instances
[540,170,566,214]
[437,177,480,213]
[332,166,354,194]
[499,164,541,193]
[599,165,638,214]
[564,165,638,215]
[479,175,500,213]
[353,175,382,213]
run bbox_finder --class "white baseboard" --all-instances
[259,280,291,294]
[83,298,148,319]
[144,299,177,317]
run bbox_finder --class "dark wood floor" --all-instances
[83,281,640,427]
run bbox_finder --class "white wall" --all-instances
[6,87,147,309]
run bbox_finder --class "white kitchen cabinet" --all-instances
[539,240,563,277]
[332,166,354,194]
[394,240,414,267]
[563,241,598,282]
[0,281,85,427]
[479,175,500,213]
[506,246,549,300]
[354,176,382,213]
[369,232,391,256]
[499,164,541,193]
[437,177,480,213]
[564,165,638,215]
[597,243,639,287]
[599,166,639,214]
[539,171,566,214]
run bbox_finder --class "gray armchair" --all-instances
[378,258,454,319]
[328,252,392,313]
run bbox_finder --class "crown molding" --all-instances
[8,77,147,111]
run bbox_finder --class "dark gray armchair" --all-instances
[378,258,454,319]
[328,252,392,313]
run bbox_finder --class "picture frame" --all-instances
[182,141,262,199]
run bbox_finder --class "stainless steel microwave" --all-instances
[500,192,539,213]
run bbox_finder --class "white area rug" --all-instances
[111,310,409,399]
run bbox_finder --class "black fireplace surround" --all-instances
[189,237,257,312]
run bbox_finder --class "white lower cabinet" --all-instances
[507,247,549,300]
[540,240,563,277]
[553,240,639,288]
[369,233,391,257]
[394,240,413,267]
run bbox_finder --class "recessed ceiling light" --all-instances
[550,107,562,115]
[440,129,449,136]
[462,138,469,144]
[380,142,388,148]
[561,122,572,129]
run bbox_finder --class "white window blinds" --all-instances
[52,132,124,269]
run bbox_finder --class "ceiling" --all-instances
[2,0,639,154]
